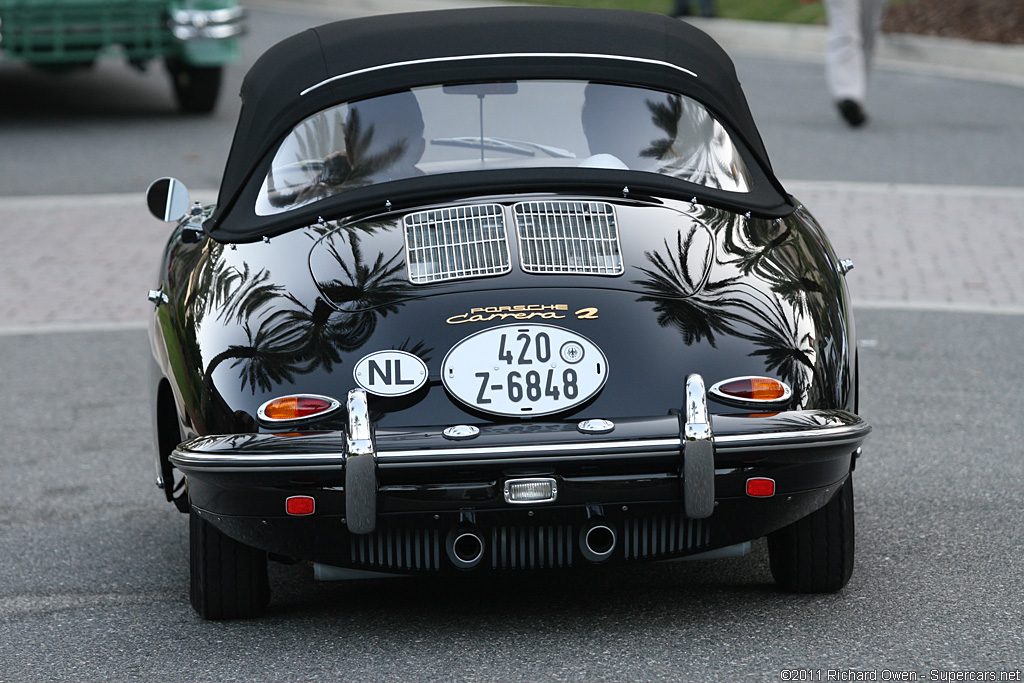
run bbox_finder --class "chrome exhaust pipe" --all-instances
[579,522,617,563]
[446,528,485,569]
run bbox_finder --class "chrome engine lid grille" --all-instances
[514,201,623,276]
[404,204,511,284]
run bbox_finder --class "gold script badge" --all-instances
[446,304,600,325]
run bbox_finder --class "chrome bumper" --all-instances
[170,410,870,470]
[171,375,871,535]
[169,7,246,41]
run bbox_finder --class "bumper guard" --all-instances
[171,375,871,533]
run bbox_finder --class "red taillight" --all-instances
[746,478,776,498]
[258,394,340,423]
[710,377,791,404]
[286,496,315,516]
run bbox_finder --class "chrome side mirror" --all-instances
[146,177,190,222]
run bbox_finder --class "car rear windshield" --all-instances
[256,80,753,216]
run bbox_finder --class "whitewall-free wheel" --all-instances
[767,475,855,593]
[189,506,270,619]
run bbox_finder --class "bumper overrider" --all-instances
[171,375,870,573]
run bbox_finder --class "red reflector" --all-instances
[286,496,315,516]
[746,478,776,498]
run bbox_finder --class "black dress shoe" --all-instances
[837,99,868,127]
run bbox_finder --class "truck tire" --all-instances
[168,62,223,114]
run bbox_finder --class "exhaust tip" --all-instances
[580,523,617,563]
[446,529,485,569]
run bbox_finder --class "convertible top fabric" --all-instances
[208,6,794,240]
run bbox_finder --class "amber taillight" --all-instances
[709,376,791,405]
[257,394,341,424]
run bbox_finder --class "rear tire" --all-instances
[189,506,269,619]
[767,475,855,593]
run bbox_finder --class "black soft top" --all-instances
[209,6,794,241]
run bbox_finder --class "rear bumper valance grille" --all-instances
[346,515,710,572]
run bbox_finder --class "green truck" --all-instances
[0,0,245,112]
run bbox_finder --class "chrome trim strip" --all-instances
[300,53,698,97]
[169,419,869,470]
[378,437,683,461]
[712,423,872,450]
[382,451,670,469]
[169,451,345,471]
[170,438,683,468]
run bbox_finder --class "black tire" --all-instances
[167,62,223,114]
[189,507,269,619]
[767,475,855,593]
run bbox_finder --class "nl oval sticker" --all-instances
[442,324,608,417]
[353,350,428,397]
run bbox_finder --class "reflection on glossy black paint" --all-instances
[165,196,851,433]
[632,221,743,347]
[178,224,428,430]
[773,409,853,431]
[316,230,413,313]
[633,208,846,408]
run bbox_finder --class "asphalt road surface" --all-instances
[1,310,1021,681]
[1,4,1023,195]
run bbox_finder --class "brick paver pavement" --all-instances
[1,182,1021,335]
[789,181,1024,313]
[0,190,214,334]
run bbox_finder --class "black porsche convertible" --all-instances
[145,6,871,619]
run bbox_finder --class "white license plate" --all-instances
[441,324,608,417]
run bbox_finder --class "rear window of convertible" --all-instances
[256,80,753,216]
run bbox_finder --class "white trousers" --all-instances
[823,0,887,103]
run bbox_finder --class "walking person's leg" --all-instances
[824,0,869,126]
